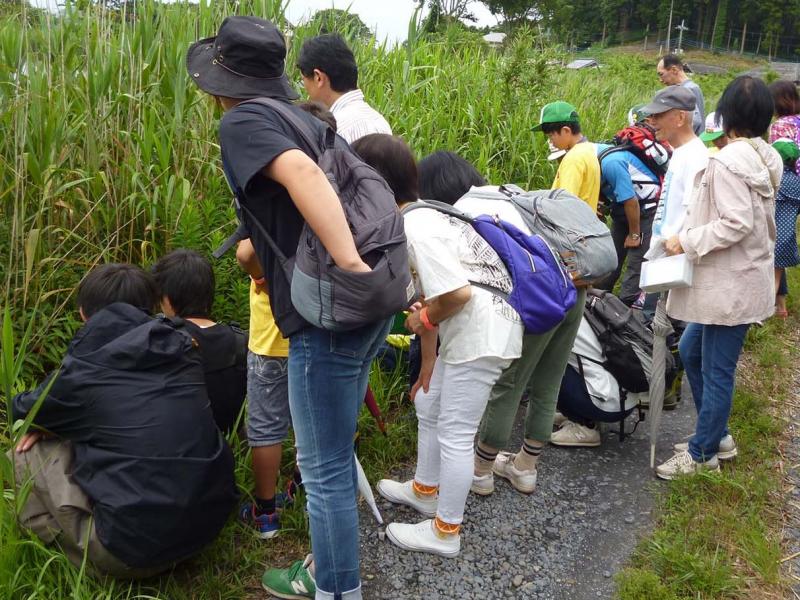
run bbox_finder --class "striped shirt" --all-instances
[329,89,392,143]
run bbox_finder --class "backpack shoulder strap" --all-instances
[243,98,331,159]
[597,144,627,165]
[401,199,474,224]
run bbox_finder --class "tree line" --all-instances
[422,0,800,59]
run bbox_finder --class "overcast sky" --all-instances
[285,0,498,43]
[28,0,500,43]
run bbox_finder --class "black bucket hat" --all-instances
[187,16,299,100]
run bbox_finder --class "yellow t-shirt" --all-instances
[552,141,601,212]
[248,281,289,357]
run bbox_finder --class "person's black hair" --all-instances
[151,249,215,319]
[351,134,418,204]
[716,75,774,138]
[297,34,358,93]
[769,80,800,117]
[77,263,160,319]
[661,54,684,70]
[298,100,338,131]
[540,121,582,135]
[417,151,487,206]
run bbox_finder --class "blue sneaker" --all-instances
[240,503,281,539]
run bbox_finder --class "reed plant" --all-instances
[0,1,738,597]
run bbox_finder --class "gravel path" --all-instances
[358,385,695,600]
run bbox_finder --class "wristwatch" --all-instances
[628,233,641,241]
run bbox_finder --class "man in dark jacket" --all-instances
[11,263,238,577]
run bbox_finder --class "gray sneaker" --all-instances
[492,451,537,494]
[674,435,737,461]
[655,451,720,480]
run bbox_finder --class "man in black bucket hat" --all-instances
[188,16,392,600]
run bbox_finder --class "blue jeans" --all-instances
[679,322,750,462]
[288,319,391,600]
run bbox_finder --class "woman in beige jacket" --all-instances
[656,76,783,480]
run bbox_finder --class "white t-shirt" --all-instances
[650,136,708,249]
[403,203,523,364]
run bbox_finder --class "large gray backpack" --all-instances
[241,98,416,331]
[503,184,617,285]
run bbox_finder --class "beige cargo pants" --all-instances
[10,438,169,579]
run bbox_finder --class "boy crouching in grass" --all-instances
[152,249,248,436]
[10,263,238,577]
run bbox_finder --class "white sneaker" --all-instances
[552,411,568,428]
[673,435,737,460]
[376,479,437,518]
[385,519,460,558]
[655,450,720,480]
[550,420,601,447]
[492,451,538,494]
[470,471,494,496]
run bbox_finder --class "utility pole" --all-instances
[676,19,688,53]
[665,0,674,52]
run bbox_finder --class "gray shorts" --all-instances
[246,351,290,447]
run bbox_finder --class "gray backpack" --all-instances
[503,185,617,285]
[241,98,416,331]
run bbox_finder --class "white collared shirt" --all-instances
[329,89,392,143]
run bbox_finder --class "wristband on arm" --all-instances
[251,275,265,286]
[419,307,437,330]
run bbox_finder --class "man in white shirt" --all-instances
[657,54,705,136]
[643,85,709,254]
[297,34,392,143]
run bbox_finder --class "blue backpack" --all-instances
[404,200,577,334]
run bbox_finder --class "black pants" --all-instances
[557,365,633,426]
[596,209,656,306]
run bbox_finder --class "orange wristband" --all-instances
[419,307,436,330]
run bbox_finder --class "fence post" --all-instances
[740,22,746,54]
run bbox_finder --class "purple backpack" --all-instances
[404,201,577,334]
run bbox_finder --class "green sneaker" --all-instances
[261,554,316,599]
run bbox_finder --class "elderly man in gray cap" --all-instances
[644,85,709,252]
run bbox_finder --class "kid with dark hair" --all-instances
[357,136,523,558]
[772,139,800,319]
[417,151,486,206]
[11,262,237,577]
[152,249,247,435]
[76,262,160,319]
[297,34,391,143]
[352,134,419,203]
[533,101,601,211]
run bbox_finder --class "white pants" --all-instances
[413,355,510,524]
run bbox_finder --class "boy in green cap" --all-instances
[533,101,601,212]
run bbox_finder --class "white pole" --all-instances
[665,0,674,52]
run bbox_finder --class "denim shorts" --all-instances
[246,351,290,447]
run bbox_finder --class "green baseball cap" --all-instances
[699,112,725,143]
[532,101,579,131]
[628,103,651,126]
[773,138,800,164]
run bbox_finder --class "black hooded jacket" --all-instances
[12,303,239,568]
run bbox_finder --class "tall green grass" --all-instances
[0,1,739,597]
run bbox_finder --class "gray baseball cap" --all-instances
[641,85,696,115]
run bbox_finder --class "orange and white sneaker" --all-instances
[385,519,460,558]
[376,479,437,518]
